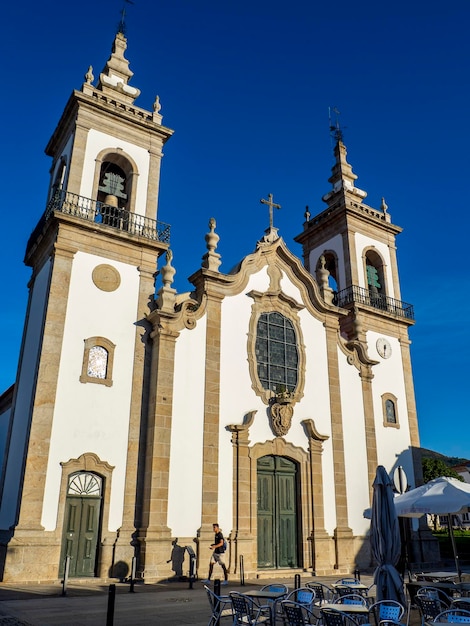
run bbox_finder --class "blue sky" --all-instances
[1,0,469,459]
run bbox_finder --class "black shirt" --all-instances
[214,531,224,554]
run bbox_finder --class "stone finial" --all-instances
[85,66,94,84]
[317,255,334,305]
[202,218,221,271]
[152,95,163,124]
[156,248,177,312]
[97,32,141,104]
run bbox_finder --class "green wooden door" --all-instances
[59,473,102,577]
[257,456,299,569]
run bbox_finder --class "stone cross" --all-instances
[260,193,281,229]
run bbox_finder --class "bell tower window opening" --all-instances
[365,250,386,296]
[97,162,128,210]
[255,312,299,394]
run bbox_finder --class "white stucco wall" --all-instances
[367,331,414,485]
[41,252,140,531]
[168,316,207,537]
[338,350,371,535]
[79,129,150,215]
[0,260,51,529]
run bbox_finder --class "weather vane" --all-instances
[329,106,345,143]
[117,0,134,35]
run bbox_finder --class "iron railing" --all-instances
[335,285,414,320]
[43,189,170,243]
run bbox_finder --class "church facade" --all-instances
[0,32,421,582]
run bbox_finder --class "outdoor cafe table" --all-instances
[321,603,370,616]
[331,583,369,591]
[243,589,288,623]
[406,581,470,603]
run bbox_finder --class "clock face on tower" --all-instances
[376,337,392,359]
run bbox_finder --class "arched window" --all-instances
[382,393,399,428]
[97,162,128,209]
[365,249,386,296]
[80,337,115,387]
[255,312,299,394]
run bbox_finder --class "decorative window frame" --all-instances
[247,290,306,406]
[382,392,400,428]
[80,336,115,387]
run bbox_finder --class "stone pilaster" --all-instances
[227,419,256,575]
[114,262,157,572]
[302,419,332,575]
[360,365,378,499]
[199,291,224,574]
[324,319,354,570]
[138,315,179,580]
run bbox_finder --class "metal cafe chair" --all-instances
[230,591,272,626]
[204,585,234,626]
[336,579,362,586]
[281,600,319,626]
[334,595,368,607]
[321,607,362,626]
[417,587,453,608]
[367,600,405,626]
[433,609,470,623]
[306,582,335,605]
[259,583,289,621]
[415,596,448,626]
[452,601,470,612]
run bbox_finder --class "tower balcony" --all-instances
[33,188,171,245]
[335,285,414,321]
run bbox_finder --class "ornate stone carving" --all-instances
[269,400,294,436]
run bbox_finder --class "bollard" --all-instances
[214,580,221,626]
[186,546,196,589]
[61,555,71,597]
[106,584,116,626]
[129,556,136,593]
[354,568,361,581]
[294,573,301,590]
[239,555,245,586]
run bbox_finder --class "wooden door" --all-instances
[257,455,299,569]
[59,473,102,577]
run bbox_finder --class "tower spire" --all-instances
[322,138,367,205]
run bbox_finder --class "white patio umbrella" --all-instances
[393,476,470,581]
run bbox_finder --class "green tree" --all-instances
[422,457,463,483]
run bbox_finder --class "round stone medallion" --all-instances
[92,264,121,292]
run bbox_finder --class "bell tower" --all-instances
[295,137,421,491]
[0,31,174,581]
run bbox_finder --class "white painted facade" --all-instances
[0,33,422,582]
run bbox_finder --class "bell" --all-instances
[104,194,118,207]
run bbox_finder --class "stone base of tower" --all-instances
[138,530,175,582]
[0,530,62,583]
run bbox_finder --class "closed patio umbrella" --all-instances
[370,465,406,605]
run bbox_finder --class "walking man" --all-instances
[203,523,228,585]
